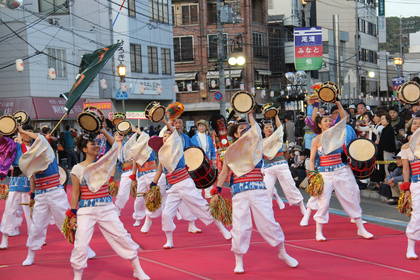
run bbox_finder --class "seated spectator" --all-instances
[378,154,403,205]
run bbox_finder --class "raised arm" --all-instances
[100,128,114,145]
[309,136,319,171]
[274,114,282,128]
[247,111,256,126]
[216,161,230,186]
[335,100,348,121]
[70,174,80,210]
[17,126,38,140]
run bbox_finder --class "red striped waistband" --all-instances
[34,174,60,190]
[80,185,110,199]
[166,167,190,185]
[233,168,263,184]
[320,154,342,167]
[411,161,420,175]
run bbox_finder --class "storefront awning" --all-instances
[175,72,198,81]
[206,69,242,79]
[256,69,272,76]
[0,96,86,120]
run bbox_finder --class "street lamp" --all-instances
[116,63,126,82]
[228,53,246,66]
[393,57,403,65]
[367,71,375,78]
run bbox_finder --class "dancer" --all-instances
[190,120,216,199]
[151,119,231,249]
[308,101,373,241]
[262,114,305,214]
[214,111,298,274]
[18,126,71,266]
[400,114,420,259]
[131,130,166,233]
[114,132,138,215]
[69,133,149,280]
[0,130,31,249]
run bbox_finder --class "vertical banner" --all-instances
[378,0,386,43]
[294,27,323,71]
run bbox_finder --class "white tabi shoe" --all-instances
[187,221,202,233]
[141,217,153,233]
[0,234,9,249]
[215,221,232,240]
[163,231,174,249]
[406,239,419,260]
[133,220,142,227]
[234,254,245,274]
[315,223,327,242]
[131,257,151,280]
[22,249,35,266]
[278,243,299,268]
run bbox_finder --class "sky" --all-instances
[386,1,420,17]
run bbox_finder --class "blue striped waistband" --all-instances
[79,196,113,208]
[412,174,420,183]
[137,169,156,178]
[264,160,287,169]
[318,163,346,173]
[34,185,64,195]
[232,181,266,196]
[9,176,30,192]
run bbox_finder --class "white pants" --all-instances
[0,191,31,236]
[26,188,69,250]
[407,182,420,240]
[71,203,139,270]
[263,163,303,205]
[162,178,213,232]
[115,171,131,212]
[314,166,362,224]
[133,172,167,220]
[231,189,285,255]
[306,196,319,210]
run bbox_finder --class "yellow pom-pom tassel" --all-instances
[0,184,9,200]
[306,171,324,197]
[209,194,232,227]
[397,191,412,216]
[62,216,77,244]
[108,181,119,197]
[144,185,162,212]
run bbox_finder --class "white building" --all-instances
[0,0,175,128]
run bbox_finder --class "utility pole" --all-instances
[333,14,341,90]
[354,1,360,102]
[399,16,404,78]
[217,0,226,117]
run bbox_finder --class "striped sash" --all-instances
[320,154,342,167]
[233,168,263,184]
[80,184,110,200]
[411,160,420,176]
[34,174,60,190]
[166,167,190,185]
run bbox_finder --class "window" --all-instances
[173,36,194,62]
[39,0,69,14]
[208,34,228,60]
[322,41,329,54]
[207,2,217,25]
[128,0,136,17]
[253,32,268,58]
[161,48,172,75]
[252,0,264,24]
[130,44,142,73]
[151,0,169,23]
[148,46,159,74]
[177,80,199,92]
[254,71,269,89]
[47,48,66,78]
[358,18,366,33]
[181,4,198,25]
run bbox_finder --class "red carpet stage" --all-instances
[1,191,420,280]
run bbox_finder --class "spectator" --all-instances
[283,116,296,144]
[355,102,367,120]
[188,126,197,138]
[295,112,305,142]
[348,104,356,117]
[63,125,78,169]
[378,113,396,177]
[148,125,156,136]
[388,107,404,133]
[378,155,403,205]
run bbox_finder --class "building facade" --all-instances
[172,0,271,121]
[0,0,175,129]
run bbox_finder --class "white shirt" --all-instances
[197,132,208,152]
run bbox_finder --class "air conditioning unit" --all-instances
[48,18,59,25]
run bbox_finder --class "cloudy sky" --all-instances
[386,1,419,17]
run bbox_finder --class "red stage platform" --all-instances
[1,193,419,280]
